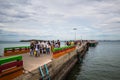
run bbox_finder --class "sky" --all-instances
[0,0,120,41]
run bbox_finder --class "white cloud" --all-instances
[0,0,120,40]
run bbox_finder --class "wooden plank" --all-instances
[53,48,75,59]
[4,50,30,56]
[0,66,23,77]
[0,69,23,80]
[0,55,22,65]
[0,61,23,72]
[53,51,67,58]
[4,52,17,56]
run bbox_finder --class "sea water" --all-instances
[65,41,120,80]
[0,41,29,56]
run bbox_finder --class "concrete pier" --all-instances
[14,42,90,80]
[0,41,98,80]
[22,54,52,72]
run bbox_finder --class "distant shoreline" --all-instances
[20,40,120,42]
[20,39,45,42]
[0,40,120,42]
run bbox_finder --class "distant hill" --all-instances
[20,39,44,42]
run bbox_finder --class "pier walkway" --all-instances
[22,53,52,72]
[1,53,52,72]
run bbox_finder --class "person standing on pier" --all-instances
[46,43,51,54]
[57,40,60,48]
[30,42,34,56]
[43,41,47,54]
[39,41,42,54]
[55,42,59,48]
[41,41,44,54]
[51,40,55,52]
[76,42,82,61]
[66,41,69,46]
[71,41,74,45]
[34,41,40,57]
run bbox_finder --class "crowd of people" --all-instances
[29,40,81,57]
[65,41,76,46]
[29,40,60,57]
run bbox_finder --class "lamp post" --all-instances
[73,28,77,41]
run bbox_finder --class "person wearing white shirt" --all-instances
[46,43,51,54]
[43,41,47,54]
[41,41,44,54]
[35,41,40,57]
[55,43,59,48]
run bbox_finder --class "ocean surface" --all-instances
[0,41,30,56]
[65,42,120,80]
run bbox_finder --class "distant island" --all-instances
[20,39,44,42]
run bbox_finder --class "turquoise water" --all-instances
[0,41,30,56]
[66,42,120,80]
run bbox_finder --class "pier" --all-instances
[0,41,97,80]
[22,54,52,72]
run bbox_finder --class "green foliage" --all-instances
[53,45,75,52]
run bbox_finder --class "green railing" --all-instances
[4,46,30,56]
[0,55,22,65]
[4,46,30,51]
[0,55,23,79]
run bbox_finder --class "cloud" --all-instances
[0,0,120,40]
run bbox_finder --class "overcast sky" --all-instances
[0,0,120,41]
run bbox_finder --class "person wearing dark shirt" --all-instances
[57,40,60,48]
[30,42,34,56]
